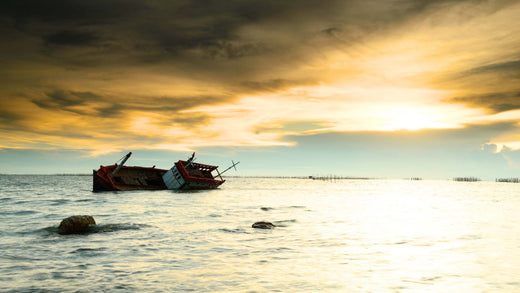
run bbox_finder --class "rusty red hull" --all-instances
[162,160,225,190]
[93,164,168,192]
[93,160,225,192]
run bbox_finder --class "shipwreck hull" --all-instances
[92,152,229,192]
[162,161,225,190]
[93,165,168,192]
[93,161,225,191]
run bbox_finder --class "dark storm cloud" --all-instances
[44,30,99,46]
[169,114,211,127]
[32,90,100,110]
[149,95,226,111]
[2,0,147,24]
[32,89,227,112]
[0,109,23,129]
[240,79,307,93]
[29,89,219,127]
[2,0,490,65]
[30,90,125,117]
[444,59,520,113]
[2,1,518,133]
[449,92,520,113]
[142,23,271,59]
[3,0,270,54]
[466,59,520,76]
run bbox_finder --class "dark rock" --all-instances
[252,221,276,229]
[58,215,96,235]
[260,207,273,211]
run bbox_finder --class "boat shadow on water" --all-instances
[94,188,218,195]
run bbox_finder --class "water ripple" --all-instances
[218,228,249,234]
[1,210,38,216]
[2,176,520,292]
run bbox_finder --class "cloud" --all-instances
[29,90,124,117]
[444,59,520,113]
[1,0,520,156]
[0,108,23,130]
[468,60,520,75]
[3,0,493,67]
[239,78,312,94]
[44,30,99,46]
[448,91,520,113]
[2,0,148,24]
[32,90,100,109]
[27,88,229,118]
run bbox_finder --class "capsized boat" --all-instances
[92,152,238,192]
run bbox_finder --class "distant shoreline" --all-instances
[0,173,92,176]
[1,174,519,183]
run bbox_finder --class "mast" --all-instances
[112,152,132,175]
[185,152,196,168]
[219,160,240,175]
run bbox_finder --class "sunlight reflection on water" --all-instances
[1,176,519,292]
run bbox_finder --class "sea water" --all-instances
[1,175,520,292]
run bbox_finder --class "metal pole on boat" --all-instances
[112,152,132,175]
[185,152,196,168]
[219,160,240,175]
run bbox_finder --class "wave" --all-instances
[272,219,297,227]
[38,223,151,236]
[218,228,249,234]
[70,247,108,256]
[94,223,151,232]
[75,198,95,203]
[1,210,39,216]
[48,199,70,206]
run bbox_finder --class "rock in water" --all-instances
[58,215,96,235]
[252,221,276,229]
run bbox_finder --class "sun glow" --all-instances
[182,84,472,144]
[377,106,455,131]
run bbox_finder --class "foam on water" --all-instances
[1,175,520,292]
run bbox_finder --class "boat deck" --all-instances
[111,167,167,188]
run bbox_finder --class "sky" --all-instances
[1,0,520,179]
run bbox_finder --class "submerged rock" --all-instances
[58,215,96,235]
[252,221,276,229]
